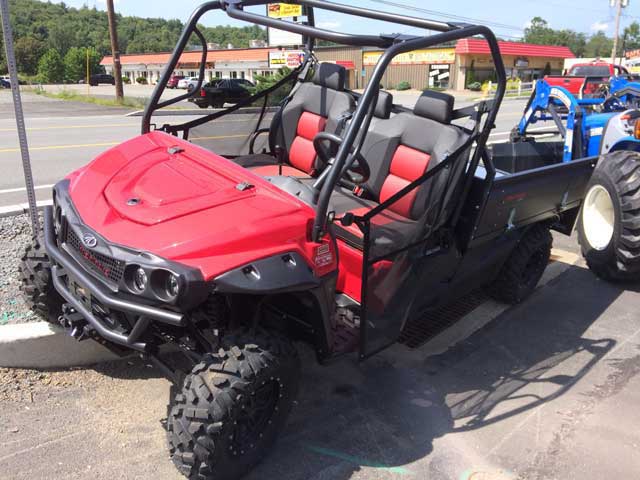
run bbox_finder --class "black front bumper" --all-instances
[43,206,185,351]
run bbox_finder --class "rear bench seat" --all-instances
[331,90,470,250]
[235,63,355,178]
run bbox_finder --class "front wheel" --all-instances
[578,150,640,281]
[168,329,300,480]
[19,237,64,323]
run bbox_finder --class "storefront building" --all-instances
[454,39,575,89]
[101,47,276,84]
[101,40,575,91]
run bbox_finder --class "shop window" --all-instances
[231,71,238,79]
[215,71,222,78]
[240,71,245,79]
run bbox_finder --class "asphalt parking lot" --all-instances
[2,251,640,480]
[2,89,640,479]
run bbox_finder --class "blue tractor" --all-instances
[512,79,640,161]
[494,79,640,281]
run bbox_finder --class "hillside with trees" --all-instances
[0,0,267,80]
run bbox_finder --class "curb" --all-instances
[0,321,121,369]
[0,199,52,219]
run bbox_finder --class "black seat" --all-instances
[236,63,355,178]
[331,90,470,250]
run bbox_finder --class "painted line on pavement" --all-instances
[0,123,136,132]
[0,184,54,195]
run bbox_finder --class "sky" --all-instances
[55,0,640,40]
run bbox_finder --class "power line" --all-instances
[366,0,525,32]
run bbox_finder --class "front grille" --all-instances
[65,228,125,284]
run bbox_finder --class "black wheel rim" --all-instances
[230,380,280,455]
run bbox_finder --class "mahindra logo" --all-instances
[82,233,98,248]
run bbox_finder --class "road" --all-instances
[0,89,530,209]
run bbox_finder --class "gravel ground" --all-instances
[0,214,40,325]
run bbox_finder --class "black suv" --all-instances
[89,74,116,86]
[190,78,254,108]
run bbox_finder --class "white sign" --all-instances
[268,27,303,47]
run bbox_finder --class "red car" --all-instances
[166,74,185,89]
[545,61,630,97]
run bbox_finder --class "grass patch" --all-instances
[30,86,147,109]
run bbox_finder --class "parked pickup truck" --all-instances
[545,62,630,97]
[189,78,254,108]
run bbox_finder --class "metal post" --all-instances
[0,0,40,237]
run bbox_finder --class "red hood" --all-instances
[66,131,318,280]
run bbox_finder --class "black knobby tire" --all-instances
[486,225,553,304]
[19,237,64,323]
[578,150,640,282]
[168,329,300,480]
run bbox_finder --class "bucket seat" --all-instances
[236,62,356,178]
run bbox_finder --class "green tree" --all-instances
[14,36,45,76]
[524,17,585,56]
[623,22,640,51]
[584,32,614,58]
[63,47,102,83]
[38,49,64,83]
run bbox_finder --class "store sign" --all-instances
[269,50,305,68]
[428,64,450,88]
[625,49,640,59]
[267,3,303,18]
[363,48,455,66]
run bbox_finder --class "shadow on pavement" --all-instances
[247,265,621,479]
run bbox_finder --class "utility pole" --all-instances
[106,0,124,101]
[0,0,39,237]
[611,0,629,64]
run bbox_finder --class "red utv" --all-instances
[21,1,616,479]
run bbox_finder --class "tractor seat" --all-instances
[330,90,471,251]
[236,63,355,179]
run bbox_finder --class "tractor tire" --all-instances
[168,329,300,480]
[578,150,640,282]
[486,224,552,304]
[19,238,64,324]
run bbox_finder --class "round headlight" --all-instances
[166,273,180,299]
[133,267,148,292]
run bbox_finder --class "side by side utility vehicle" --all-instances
[19,1,640,479]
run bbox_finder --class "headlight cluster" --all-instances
[125,265,181,301]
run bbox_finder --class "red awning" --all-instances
[456,39,575,59]
[336,60,355,70]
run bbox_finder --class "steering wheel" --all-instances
[312,132,371,185]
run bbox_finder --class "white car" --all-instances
[186,77,201,91]
[177,77,199,89]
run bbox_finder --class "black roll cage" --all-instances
[142,0,507,242]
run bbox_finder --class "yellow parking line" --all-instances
[0,134,247,153]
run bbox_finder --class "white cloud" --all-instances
[317,21,341,29]
[591,21,609,32]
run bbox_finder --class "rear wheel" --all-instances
[19,237,64,323]
[486,225,552,304]
[578,151,640,281]
[168,329,299,480]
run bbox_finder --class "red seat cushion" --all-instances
[379,145,431,218]
[288,112,327,174]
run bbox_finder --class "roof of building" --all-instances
[455,39,575,59]
[100,47,274,66]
